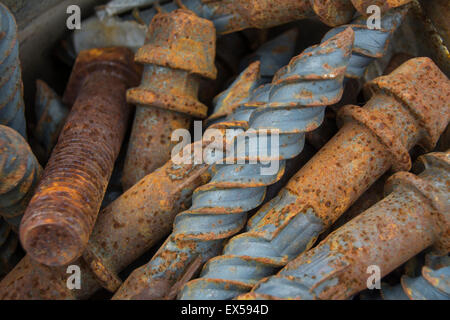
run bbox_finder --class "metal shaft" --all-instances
[382,253,450,300]
[122,9,216,190]
[112,28,355,300]
[19,47,141,267]
[238,151,449,300]
[0,125,41,230]
[0,3,26,138]
[0,61,260,300]
[180,57,450,299]
[126,0,412,35]
[33,80,69,162]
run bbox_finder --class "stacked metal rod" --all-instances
[237,151,449,300]
[184,57,449,299]
[382,253,450,300]
[178,7,409,300]
[0,3,26,138]
[33,80,69,161]
[0,125,41,230]
[0,61,262,300]
[19,47,141,267]
[113,28,355,299]
[117,0,412,34]
[122,9,217,190]
[208,28,299,126]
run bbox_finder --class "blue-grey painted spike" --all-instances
[177,9,408,301]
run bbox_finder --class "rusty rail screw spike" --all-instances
[0,125,42,230]
[179,57,450,300]
[122,9,217,190]
[238,151,449,300]
[112,28,355,300]
[0,62,260,300]
[19,47,140,267]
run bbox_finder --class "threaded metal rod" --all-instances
[113,28,355,300]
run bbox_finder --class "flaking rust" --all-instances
[122,9,217,190]
[0,125,42,230]
[19,47,141,267]
[216,0,412,34]
[179,57,450,300]
[382,252,450,300]
[239,151,449,300]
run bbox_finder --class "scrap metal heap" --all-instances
[0,1,449,301]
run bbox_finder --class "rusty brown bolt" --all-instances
[0,61,260,299]
[239,151,449,300]
[122,9,217,190]
[179,57,450,300]
[19,47,141,267]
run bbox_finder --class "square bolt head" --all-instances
[136,9,217,79]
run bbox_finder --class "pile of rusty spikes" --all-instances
[0,0,448,301]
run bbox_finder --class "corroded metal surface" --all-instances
[207,61,261,126]
[33,80,69,161]
[19,47,141,267]
[306,7,406,150]
[238,151,449,300]
[0,60,259,299]
[122,9,216,190]
[350,0,412,15]
[0,3,26,138]
[112,28,355,300]
[0,125,41,230]
[382,253,450,300]
[322,7,407,80]
[239,28,299,85]
[179,57,450,299]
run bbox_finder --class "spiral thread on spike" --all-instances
[115,28,354,300]
[382,254,450,300]
[322,7,407,79]
[0,3,26,138]
[236,151,450,300]
[178,12,420,300]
